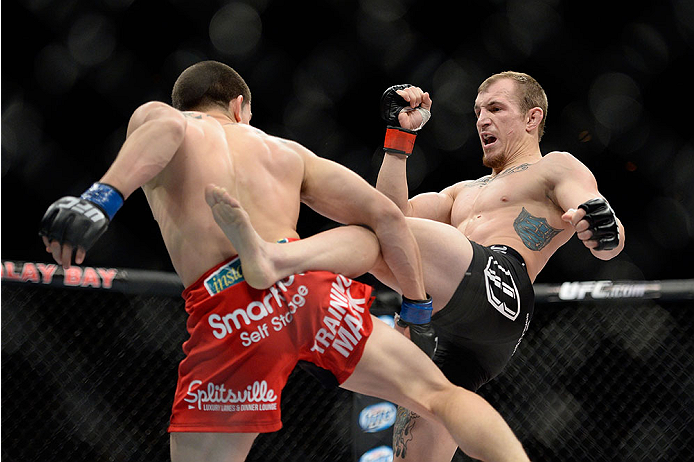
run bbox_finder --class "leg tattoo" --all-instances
[393,407,419,458]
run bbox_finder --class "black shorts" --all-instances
[431,242,534,391]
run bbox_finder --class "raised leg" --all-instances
[206,184,382,289]
[370,217,474,312]
[341,318,529,462]
[206,185,473,303]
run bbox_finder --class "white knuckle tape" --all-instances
[401,107,432,131]
[415,107,431,130]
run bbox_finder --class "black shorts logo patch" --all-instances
[483,256,521,321]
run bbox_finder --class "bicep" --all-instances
[408,188,455,223]
[300,148,387,225]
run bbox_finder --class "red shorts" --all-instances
[168,256,375,433]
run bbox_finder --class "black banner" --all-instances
[1,260,183,296]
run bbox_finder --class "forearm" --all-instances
[372,208,427,301]
[376,153,412,215]
[301,150,426,300]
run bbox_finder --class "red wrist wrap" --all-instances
[383,126,417,156]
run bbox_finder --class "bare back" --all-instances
[142,113,305,286]
[445,153,591,281]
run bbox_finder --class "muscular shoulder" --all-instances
[260,131,312,164]
[237,124,299,146]
[541,151,587,169]
[443,179,482,196]
[539,151,593,178]
[222,123,298,149]
[540,151,598,191]
[127,101,186,136]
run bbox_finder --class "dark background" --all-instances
[3,0,693,284]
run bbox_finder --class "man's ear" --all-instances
[229,95,245,122]
[526,107,544,133]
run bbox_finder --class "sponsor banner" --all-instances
[533,279,694,303]
[358,402,397,433]
[352,394,395,462]
[1,260,183,296]
[358,445,393,462]
[558,280,650,300]
[1,260,117,289]
[5,259,691,305]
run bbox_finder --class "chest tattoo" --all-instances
[513,207,562,251]
[466,163,531,188]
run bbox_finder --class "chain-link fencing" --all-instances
[2,261,692,461]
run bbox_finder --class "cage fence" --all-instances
[2,260,693,462]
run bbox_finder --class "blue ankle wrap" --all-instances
[399,296,433,324]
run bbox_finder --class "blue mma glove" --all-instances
[397,295,438,358]
[39,182,124,254]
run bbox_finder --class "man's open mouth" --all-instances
[482,133,497,146]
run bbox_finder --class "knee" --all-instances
[409,379,458,421]
[354,225,381,264]
[423,382,467,421]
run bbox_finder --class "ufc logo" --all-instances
[57,197,105,223]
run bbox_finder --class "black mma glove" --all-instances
[39,183,124,254]
[396,295,438,358]
[380,84,430,156]
[381,84,415,125]
[577,198,619,251]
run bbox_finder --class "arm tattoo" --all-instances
[513,207,562,251]
[393,407,419,458]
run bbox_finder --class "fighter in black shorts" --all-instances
[431,242,534,392]
[375,76,624,462]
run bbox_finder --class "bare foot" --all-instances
[205,184,280,289]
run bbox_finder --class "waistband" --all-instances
[488,244,526,267]
[182,255,243,301]
[182,237,299,300]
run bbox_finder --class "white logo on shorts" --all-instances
[184,380,278,411]
[483,256,520,321]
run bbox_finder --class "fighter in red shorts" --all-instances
[169,256,374,433]
[39,60,529,461]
